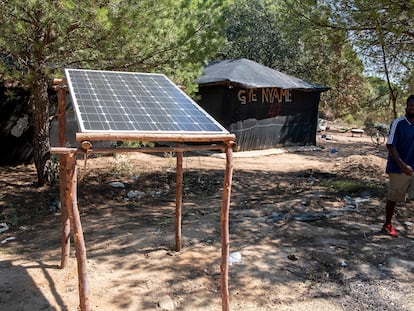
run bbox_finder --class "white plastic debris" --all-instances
[127,190,145,199]
[344,195,370,209]
[229,251,242,266]
[158,295,175,311]
[109,182,125,188]
[1,237,15,244]
[0,223,9,233]
[11,114,29,137]
[341,260,348,267]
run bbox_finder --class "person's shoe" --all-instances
[382,224,398,237]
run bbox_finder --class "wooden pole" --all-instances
[65,153,90,311]
[56,85,71,269]
[51,142,229,155]
[221,142,234,311]
[59,157,70,269]
[56,85,67,147]
[77,144,227,154]
[175,150,183,251]
[76,132,236,143]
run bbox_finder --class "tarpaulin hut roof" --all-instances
[196,58,329,91]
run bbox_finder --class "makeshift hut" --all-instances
[196,58,329,151]
[0,86,33,165]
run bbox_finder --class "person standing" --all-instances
[383,94,414,237]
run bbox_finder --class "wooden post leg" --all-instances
[59,154,70,268]
[66,153,91,311]
[57,86,70,269]
[221,143,233,311]
[175,151,183,251]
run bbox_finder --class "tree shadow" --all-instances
[2,148,413,310]
[0,259,67,311]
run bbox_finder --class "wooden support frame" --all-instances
[76,132,235,143]
[52,79,235,311]
[220,143,233,311]
[175,148,183,252]
[65,151,90,311]
[53,82,71,269]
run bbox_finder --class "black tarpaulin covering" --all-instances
[196,58,328,91]
[0,87,33,165]
[196,59,328,151]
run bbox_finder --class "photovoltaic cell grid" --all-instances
[65,69,229,134]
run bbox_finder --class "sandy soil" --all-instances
[1,128,414,311]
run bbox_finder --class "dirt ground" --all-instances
[1,126,414,311]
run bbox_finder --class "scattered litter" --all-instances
[267,212,287,221]
[341,260,348,267]
[287,254,298,261]
[240,195,370,224]
[109,181,125,188]
[1,237,15,244]
[344,195,370,209]
[0,223,9,233]
[323,135,334,140]
[158,295,175,311]
[318,118,327,131]
[268,206,361,223]
[404,221,413,227]
[49,197,61,212]
[127,190,145,199]
[330,148,338,154]
[229,251,242,266]
[147,190,163,196]
[290,212,329,221]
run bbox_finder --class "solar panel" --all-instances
[64,69,229,134]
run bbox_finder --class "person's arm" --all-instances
[387,144,413,175]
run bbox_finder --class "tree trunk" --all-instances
[379,33,398,119]
[31,76,51,186]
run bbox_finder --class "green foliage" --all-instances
[343,114,356,125]
[0,0,229,185]
[219,0,371,120]
[281,1,374,120]
[323,179,386,196]
[323,0,413,81]
[219,0,295,73]
[362,77,403,125]
[114,141,155,148]
[0,0,227,89]
[4,89,17,100]
[163,152,176,158]
[307,0,414,118]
